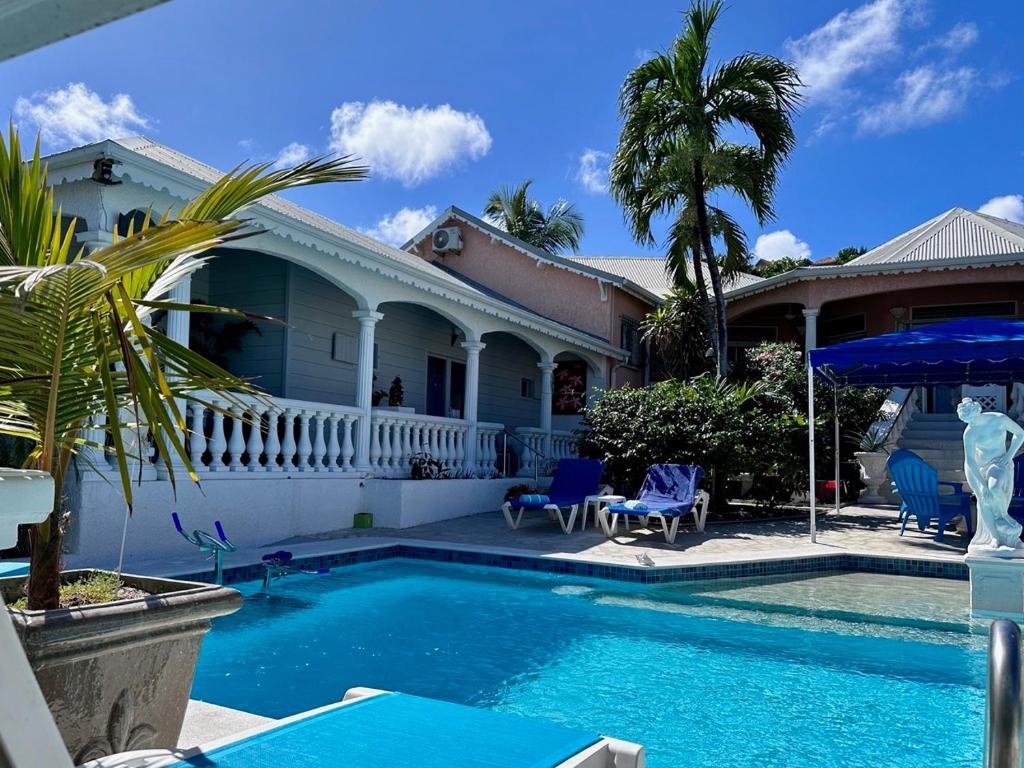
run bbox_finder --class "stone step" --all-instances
[901,424,965,437]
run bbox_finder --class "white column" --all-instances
[802,307,820,362]
[157,274,192,478]
[538,361,555,461]
[353,309,383,471]
[461,340,485,474]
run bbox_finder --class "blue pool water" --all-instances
[192,560,985,767]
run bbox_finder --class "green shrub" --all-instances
[578,375,763,501]
[578,342,885,508]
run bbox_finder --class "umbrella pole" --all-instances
[834,386,841,516]
[808,364,816,543]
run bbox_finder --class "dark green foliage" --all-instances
[579,342,884,508]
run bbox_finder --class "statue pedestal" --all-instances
[966,553,1024,621]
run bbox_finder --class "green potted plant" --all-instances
[0,128,366,760]
[378,375,413,413]
[853,422,892,504]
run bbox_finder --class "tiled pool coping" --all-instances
[173,542,968,586]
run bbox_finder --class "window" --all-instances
[620,316,641,368]
[819,313,866,346]
[520,377,536,399]
[910,301,1016,326]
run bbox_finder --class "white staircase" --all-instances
[894,412,966,486]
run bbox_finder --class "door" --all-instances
[449,362,466,418]
[426,356,447,417]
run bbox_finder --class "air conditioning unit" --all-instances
[431,226,463,253]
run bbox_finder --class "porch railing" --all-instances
[513,427,579,478]
[81,392,564,480]
[188,392,363,474]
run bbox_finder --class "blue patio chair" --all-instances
[501,458,606,534]
[601,464,711,544]
[887,449,973,542]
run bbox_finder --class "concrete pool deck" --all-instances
[278,504,970,569]
[57,504,968,580]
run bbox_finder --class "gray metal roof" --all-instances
[0,0,166,61]
[846,207,1024,266]
[723,206,1024,302]
[566,255,762,298]
[42,136,624,357]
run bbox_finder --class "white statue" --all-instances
[958,397,1024,557]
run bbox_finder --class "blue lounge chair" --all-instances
[0,598,645,768]
[887,448,973,542]
[501,458,606,534]
[600,464,710,544]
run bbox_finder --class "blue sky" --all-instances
[2,0,1022,262]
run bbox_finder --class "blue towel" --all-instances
[518,494,550,505]
[623,500,649,512]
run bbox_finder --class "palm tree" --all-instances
[611,0,800,375]
[483,180,584,254]
[0,128,366,608]
[640,287,712,379]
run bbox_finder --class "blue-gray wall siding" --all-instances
[199,250,288,396]
[204,256,544,429]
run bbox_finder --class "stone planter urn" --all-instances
[2,569,241,763]
[854,451,889,504]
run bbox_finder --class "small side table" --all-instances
[583,494,626,534]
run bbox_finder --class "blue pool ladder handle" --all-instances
[171,512,236,584]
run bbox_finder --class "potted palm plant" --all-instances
[0,128,366,760]
[853,423,892,504]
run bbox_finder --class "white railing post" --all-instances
[245,404,266,471]
[340,415,355,471]
[187,405,207,473]
[264,407,282,472]
[227,406,245,471]
[280,408,297,472]
[208,402,227,472]
[390,418,403,473]
[311,411,327,472]
[326,414,340,472]
[369,418,382,472]
[296,411,313,472]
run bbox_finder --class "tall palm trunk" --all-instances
[692,160,729,376]
[687,241,718,358]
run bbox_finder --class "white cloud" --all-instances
[272,141,311,169]
[361,205,438,247]
[329,101,491,187]
[14,82,149,148]
[753,230,812,262]
[979,195,1024,224]
[786,0,906,99]
[858,65,975,135]
[576,149,610,194]
[921,21,979,53]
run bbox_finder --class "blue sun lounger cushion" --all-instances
[605,464,710,543]
[163,692,602,768]
[502,458,606,534]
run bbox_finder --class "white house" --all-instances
[45,137,626,567]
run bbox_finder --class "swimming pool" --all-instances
[191,559,984,767]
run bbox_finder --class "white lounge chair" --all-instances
[0,592,644,768]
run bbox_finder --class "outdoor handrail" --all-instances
[875,386,918,447]
[986,619,1023,768]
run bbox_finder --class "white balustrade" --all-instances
[515,427,578,477]
[177,393,362,476]
[78,391,518,481]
